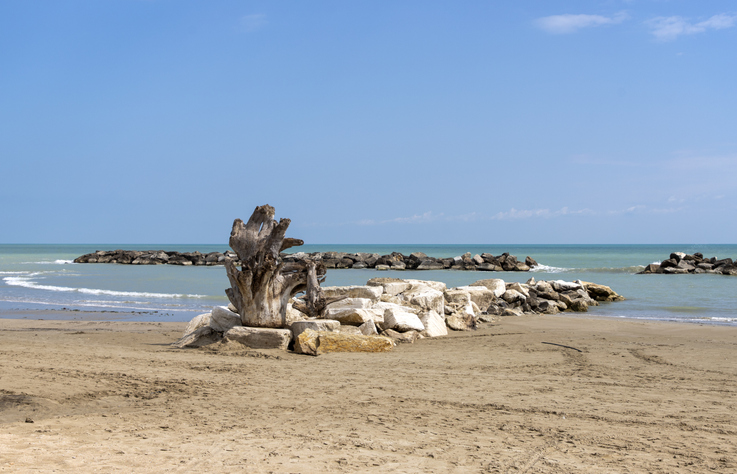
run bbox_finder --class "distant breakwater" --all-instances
[638,252,737,275]
[73,249,539,272]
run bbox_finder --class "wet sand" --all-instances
[1,313,736,473]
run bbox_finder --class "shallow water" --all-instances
[1,244,735,324]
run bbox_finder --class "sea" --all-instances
[1,244,736,325]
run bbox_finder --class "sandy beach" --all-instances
[1,313,735,473]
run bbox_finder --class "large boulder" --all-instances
[399,285,445,315]
[323,307,382,326]
[445,313,477,331]
[581,282,625,302]
[454,286,496,312]
[469,279,506,297]
[224,327,293,350]
[405,279,447,293]
[416,260,444,270]
[290,320,341,339]
[325,297,374,310]
[293,329,394,356]
[383,308,425,332]
[322,285,383,302]
[502,289,526,304]
[419,310,448,337]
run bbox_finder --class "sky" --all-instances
[1,0,735,244]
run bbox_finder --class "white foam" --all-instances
[2,276,205,299]
[530,264,569,273]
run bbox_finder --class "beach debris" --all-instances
[541,342,583,352]
[638,252,737,275]
[224,205,341,327]
[173,276,625,352]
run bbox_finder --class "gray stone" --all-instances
[359,319,379,336]
[224,326,292,351]
[290,320,341,339]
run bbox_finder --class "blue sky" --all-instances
[1,1,735,244]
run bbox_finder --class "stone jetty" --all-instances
[73,249,540,272]
[173,276,625,355]
[638,252,737,275]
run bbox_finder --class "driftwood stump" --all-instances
[225,205,334,328]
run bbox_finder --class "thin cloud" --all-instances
[535,12,628,34]
[646,13,737,41]
[240,14,267,32]
[491,207,595,220]
[356,212,442,226]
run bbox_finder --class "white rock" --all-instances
[322,285,383,301]
[325,297,373,310]
[400,286,445,315]
[384,308,425,332]
[210,306,241,332]
[455,286,496,311]
[444,289,471,306]
[470,279,506,298]
[373,301,419,315]
[323,307,382,326]
[382,281,412,296]
[550,280,583,292]
[419,310,448,337]
[291,320,340,339]
[405,279,447,292]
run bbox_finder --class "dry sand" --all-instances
[1,313,736,473]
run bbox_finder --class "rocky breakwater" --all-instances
[73,249,236,266]
[638,252,737,275]
[173,277,624,355]
[74,249,539,272]
[285,251,539,272]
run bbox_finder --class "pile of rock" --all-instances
[638,252,737,275]
[173,277,624,355]
[73,249,235,266]
[73,249,539,272]
[284,251,538,272]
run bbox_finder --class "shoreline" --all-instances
[2,305,735,328]
[2,313,736,472]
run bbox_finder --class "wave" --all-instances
[2,276,206,299]
[530,264,570,273]
[531,264,646,274]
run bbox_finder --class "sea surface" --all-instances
[1,244,736,325]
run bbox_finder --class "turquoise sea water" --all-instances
[1,244,736,325]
